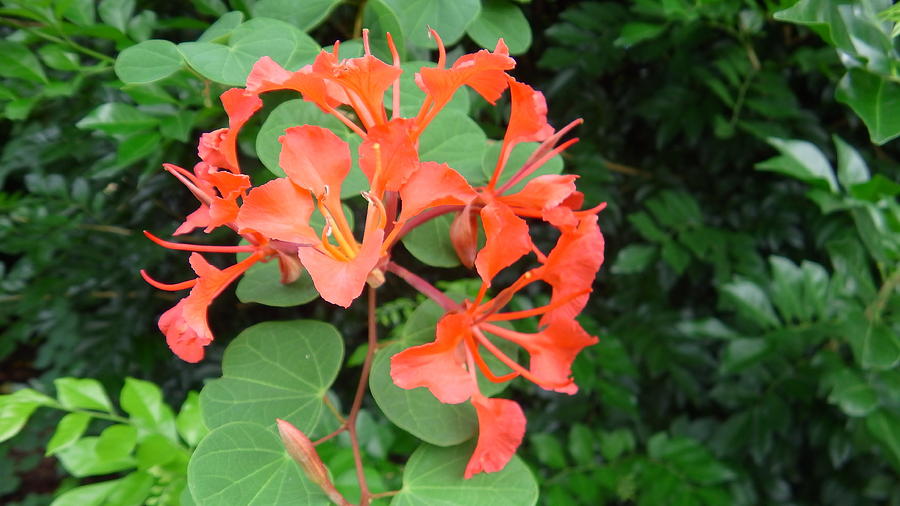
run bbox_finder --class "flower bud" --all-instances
[451,205,479,269]
[276,419,348,505]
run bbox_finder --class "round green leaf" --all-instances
[466,0,532,55]
[179,18,320,86]
[115,40,183,84]
[199,320,344,433]
[251,0,340,31]
[382,0,481,48]
[481,141,564,193]
[198,11,245,43]
[370,342,477,446]
[188,422,329,506]
[419,109,486,184]
[236,259,319,307]
[392,442,538,505]
[363,0,406,60]
[402,214,460,268]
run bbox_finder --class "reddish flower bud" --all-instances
[276,419,348,506]
[451,205,479,268]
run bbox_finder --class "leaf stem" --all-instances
[346,285,379,505]
[867,266,900,322]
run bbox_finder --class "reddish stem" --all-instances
[346,286,379,505]
[386,262,460,312]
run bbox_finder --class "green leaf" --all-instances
[120,377,178,441]
[176,391,207,448]
[136,433,182,469]
[54,378,113,413]
[188,421,329,505]
[38,44,81,71]
[199,320,344,433]
[198,11,244,43]
[647,433,735,486]
[0,399,39,443]
[720,338,770,374]
[568,424,595,466]
[98,0,135,32]
[370,342,476,446]
[235,259,319,307]
[363,0,406,60]
[49,480,119,506]
[861,322,900,370]
[95,424,138,460]
[58,0,94,26]
[827,368,879,417]
[106,471,155,506]
[833,135,870,188]
[531,433,568,469]
[116,131,162,166]
[251,0,340,31]
[57,437,136,477]
[614,22,666,48]
[836,69,900,145]
[598,428,635,461]
[0,41,47,83]
[419,110,486,184]
[392,442,538,505]
[402,214,460,268]
[382,0,481,48]
[76,103,158,135]
[178,17,320,86]
[661,241,690,274]
[866,409,900,472]
[611,244,657,274]
[757,138,838,192]
[481,141,564,192]
[46,412,91,456]
[720,278,780,329]
[466,0,531,54]
[115,40,183,84]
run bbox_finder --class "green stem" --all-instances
[867,266,900,322]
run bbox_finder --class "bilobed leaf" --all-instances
[382,0,481,48]
[179,18,319,86]
[120,377,177,441]
[466,0,532,54]
[98,0,135,32]
[54,378,113,413]
[757,138,838,192]
[836,68,900,145]
[370,342,477,446]
[420,110,486,183]
[0,41,47,83]
[188,422,329,505]
[115,40,183,84]
[392,442,538,506]
[251,0,340,31]
[46,412,92,456]
[198,11,244,42]
[235,259,319,307]
[402,213,461,268]
[200,320,344,433]
[76,103,158,135]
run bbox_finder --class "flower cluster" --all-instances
[143,30,604,477]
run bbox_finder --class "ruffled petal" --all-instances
[237,178,317,243]
[158,300,209,363]
[297,225,383,308]
[464,394,525,479]
[389,313,477,404]
[475,201,532,285]
[397,161,476,223]
[246,57,343,112]
[497,174,578,213]
[504,79,554,146]
[540,210,604,325]
[418,41,514,110]
[279,125,351,197]
[313,50,401,127]
[359,118,419,194]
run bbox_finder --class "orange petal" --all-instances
[389,313,477,404]
[158,300,208,363]
[313,51,401,127]
[504,79,554,145]
[359,118,419,194]
[237,178,317,243]
[220,88,263,171]
[464,394,525,479]
[474,201,532,285]
[497,174,577,213]
[297,227,383,308]
[279,125,351,197]
[397,161,476,223]
[246,57,343,112]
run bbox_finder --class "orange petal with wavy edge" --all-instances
[359,118,419,194]
[396,161,476,223]
[418,41,514,110]
[497,174,577,213]
[504,79,554,145]
[464,394,525,479]
[389,312,477,404]
[279,125,351,197]
[297,226,383,308]
[312,51,401,127]
[237,178,317,244]
[246,57,344,112]
[220,88,263,171]
[475,201,532,285]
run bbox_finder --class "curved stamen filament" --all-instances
[363,192,387,230]
[473,326,573,390]
[140,270,197,291]
[143,231,259,253]
[319,225,351,261]
[163,164,213,206]
[386,32,401,119]
[486,289,591,322]
[464,332,519,383]
[498,138,579,195]
[324,104,367,138]
[316,199,359,257]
